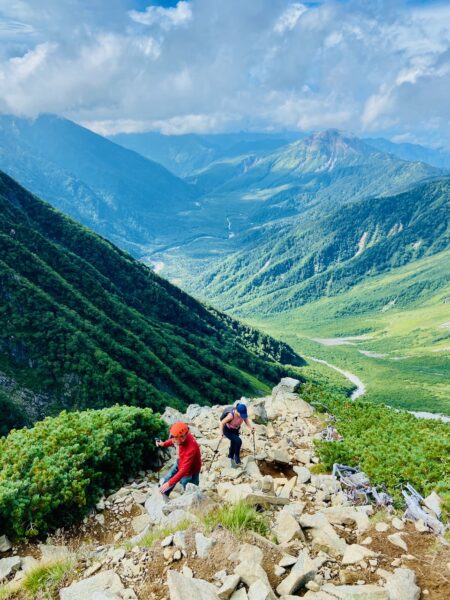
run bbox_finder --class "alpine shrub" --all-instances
[0,406,167,538]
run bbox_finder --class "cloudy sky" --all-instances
[0,0,449,147]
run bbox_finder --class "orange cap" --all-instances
[170,422,189,438]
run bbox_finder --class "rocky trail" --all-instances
[1,379,449,599]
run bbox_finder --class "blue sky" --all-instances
[0,1,449,148]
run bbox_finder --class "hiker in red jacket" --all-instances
[156,422,202,496]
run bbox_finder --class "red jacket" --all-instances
[162,432,201,487]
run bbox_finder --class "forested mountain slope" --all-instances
[0,171,302,432]
[190,178,450,315]
[0,115,197,255]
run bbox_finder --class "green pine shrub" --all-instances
[0,405,167,538]
[303,383,450,515]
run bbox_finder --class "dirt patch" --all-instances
[257,459,297,479]
[359,523,450,599]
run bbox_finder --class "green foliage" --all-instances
[0,171,301,429]
[137,520,192,549]
[22,559,75,598]
[201,501,270,537]
[0,405,167,538]
[302,384,450,514]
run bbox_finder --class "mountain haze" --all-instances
[0,115,197,255]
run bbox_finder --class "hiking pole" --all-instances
[252,429,256,459]
[209,437,222,469]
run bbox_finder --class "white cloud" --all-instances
[274,3,307,34]
[0,0,449,148]
[129,1,192,30]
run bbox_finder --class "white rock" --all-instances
[375,523,389,533]
[196,533,217,558]
[388,534,408,552]
[270,449,291,465]
[321,583,389,598]
[274,566,286,577]
[382,568,421,600]
[161,535,174,547]
[273,510,302,544]
[321,506,372,534]
[278,555,297,568]
[144,486,168,524]
[391,518,405,531]
[342,544,377,565]
[167,569,220,600]
[230,589,248,600]
[295,450,312,464]
[60,570,124,600]
[248,580,272,600]
[39,544,70,562]
[300,513,347,557]
[91,593,121,600]
[234,562,276,599]
[0,556,21,581]
[423,492,442,518]
[218,574,241,599]
[173,531,186,550]
[182,565,194,578]
[0,536,12,553]
[276,549,326,597]
[414,519,428,533]
[294,466,311,484]
[235,544,263,565]
[131,514,151,534]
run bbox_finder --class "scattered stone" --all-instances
[261,476,274,494]
[273,510,302,544]
[391,518,404,531]
[131,513,151,534]
[380,568,420,600]
[278,555,297,568]
[423,492,442,518]
[173,531,186,551]
[0,556,21,581]
[218,574,241,599]
[234,561,275,599]
[0,536,12,553]
[234,544,263,565]
[300,513,347,557]
[274,566,286,577]
[294,466,311,484]
[388,534,408,552]
[375,523,389,533]
[230,589,248,600]
[167,569,220,600]
[276,549,323,596]
[39,544,71,562]
[182,565,194,578]
[295,450,312,464]
[161,535,174,547]
[270,449,291,465]
[60,570,124,600]
[196,533,217,558]
[321,583,389,598]
[414,519,428,533]
[248,580,272,600]
[342,544,377,566]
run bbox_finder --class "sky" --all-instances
[0,0,449,147]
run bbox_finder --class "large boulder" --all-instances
[380,568,421,600]
[167,570,219,600]
[60,571,124,600]
[320,506,372,534]
[234,562,276,600]
[276,549,325,596]
[273,510,302,544]
[265,379,313,420]
[299,513,347,557]
[0,536,12,553]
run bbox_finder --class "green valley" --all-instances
[250,250,450,415]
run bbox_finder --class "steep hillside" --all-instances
[0,115,197,255]
[0,171,302,431]
[189,178,450,315]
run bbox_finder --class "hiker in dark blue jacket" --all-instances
[220,402,254,468]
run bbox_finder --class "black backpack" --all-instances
[220,406,235,421]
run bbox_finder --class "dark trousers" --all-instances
[162,460,200,497]
[223,426,242,463]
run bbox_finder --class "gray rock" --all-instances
[234,562,276,600]
[273,510,302,544]
[382,568,421,600]
[235,544,264,565]
[276,549,324,596]
[261,476,274,493]
[321,506,372,534]
[248,580,272,600]
[423,491,442,518]
[230,589,248,600]
[321,584,388,599]
[173,531,186,550]
[60,570,124,600]
[218,574,241,599]
[299,513,347,557]
[0,535,12,553]
[0,556,21,581]
[274,378,301,394]
[388,534,408,552]
[270,449,291,464]
[131,513,151,534]
[39,544,70,562]
[91,594,122,600]
[342,544,377,565]
[145,486,168,524]
[293,466,311,484]
[167,569,220,600]
[195,532,217,558]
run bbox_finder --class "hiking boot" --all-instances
[230,459,238,469]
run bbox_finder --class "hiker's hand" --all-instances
[250,427,255,432]
[156,440,163,447]
[159,482,171,495]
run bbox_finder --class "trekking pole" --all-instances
[209,437,222,469]
[252,429,256,459]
